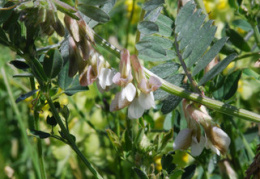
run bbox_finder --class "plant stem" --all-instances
[253,25,260,48]
[94,33,260,122]
[125,0,136,48]
[45,95,103,179]
[135,9,146,54]
[174,40,201,94]
[1,68,42,179]
[145,68,260,122]
[30,77,47,179]
[34,110,47,179]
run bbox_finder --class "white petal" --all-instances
[138,92,155,110]
[128,98,145,119]
[112,72,121,85]
[122,83,136,102]
[191,135,205,156]
[110,92,129,111]
[205,139,221,156]
[98,68,114,90]
[173,129,192,150]
[211,126,231,154]
[98,68,107,89]
[96,81,105,93]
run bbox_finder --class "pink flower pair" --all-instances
[110,49,162,119]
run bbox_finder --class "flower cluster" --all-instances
[65,15,161,119]
[20,0,65,37]
[64,14,114,91]
[173,99,231,156]
[110,50,162,119]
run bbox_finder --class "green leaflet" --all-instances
[133,168,149,179]
[161,153,176,174]
[43,49,63,78]
[226,27,251,52]
[192,37,227,76]
[150,61,183,114]
[15,89,39,103]
[78,4,110,23]
[150,61,179,79]
[137,9,175,61]
[137,21,159,35]
[155,14,174,37]
[0,27,9,46]
[198,53,237,85]
[58,61,89,96]
[213,70,242,100]
[182,164,196,179]
[142,0,164,11]
[232,19,252,32]
[78,0,110,6]
[175,2,237,86]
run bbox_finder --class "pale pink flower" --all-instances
[173,99,231,156]
[110,83,136,111]
[112,49,133,87]
[128,92,155,119]
[126,55,161,119]
[110,49,136,111]
[130,55,161,93]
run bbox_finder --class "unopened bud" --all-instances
[64,15,80,42]
[68,37,81,77]
[52,18,65,37]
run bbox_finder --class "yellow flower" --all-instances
[154,156,162,171]
[223,61,235,75]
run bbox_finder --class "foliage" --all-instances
[0,0,260,179]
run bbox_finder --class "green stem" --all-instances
[135,9,146,54]
[174,40,201,94]
[125,0,136,48]
[1,68,42,179]
[235,51,260,61]
[94,34,260,122]
[34,110,47,179]
[145,68,260,122]
[30,77,47,179]
[45,95,103,179]
[253,25,260,48]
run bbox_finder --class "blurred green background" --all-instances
[0,0,260,178]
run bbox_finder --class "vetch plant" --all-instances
[0,0,260,178]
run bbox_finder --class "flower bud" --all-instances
[112,49,133,87]
[64,15,80,42]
